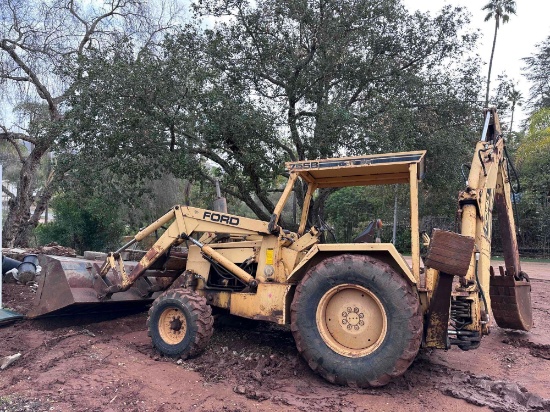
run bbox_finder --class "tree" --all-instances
[516,108,550,197]
[523,35,550,110]
[482,0,516,107]
[0,0,182,247]
[508,85,522,133]
[194,0,481,219]
[514,108,550,256]
[35,191,126,254]
[56,0,483,231]
[491,74,522,135]
[62,31,284,223]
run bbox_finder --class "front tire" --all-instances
[290,254,422,387]
[147,289,213,359]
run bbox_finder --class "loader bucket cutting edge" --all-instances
[27,255,159,318]
[489,271,533,331]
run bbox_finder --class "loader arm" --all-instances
[98,206,271,294]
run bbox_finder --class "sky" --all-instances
[402,0,550,129]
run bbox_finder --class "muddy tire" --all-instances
[147,289,213,359]
[290,254,422,387]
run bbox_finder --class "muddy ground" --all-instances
[1,260,549,412]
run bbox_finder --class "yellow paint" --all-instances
[287,243,416,286]
[316,284,387,357]
[230,283,292,324]
[409,163,420,284]
[266,248,274,265]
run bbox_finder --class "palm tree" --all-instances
[508,86,522,133]
[483,0,517,107]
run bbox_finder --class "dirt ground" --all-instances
[1,260,550,412]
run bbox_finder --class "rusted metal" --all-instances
[424,229,475,278]
[424,271,454,349]
[27,255,184,318]
[494,192,521,278]
[490,266,532,331]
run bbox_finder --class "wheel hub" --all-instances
[170,317,183,331]
[317,284,387,357]
[159,307,187,345]
[341,306,365,331]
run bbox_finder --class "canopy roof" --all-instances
[285,151,426,188]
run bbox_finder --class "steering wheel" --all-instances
[317,215,337,243]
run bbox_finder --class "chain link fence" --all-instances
[420,215,550,259]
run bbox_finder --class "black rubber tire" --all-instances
[290,254,422,387]
[147,289,213,359]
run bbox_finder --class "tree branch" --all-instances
[0,40,60,119]
[2,184,16,199]
[0,74,30,82]
[0,132,28,163]
[0,130,36,145]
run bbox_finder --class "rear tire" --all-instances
[290,254,422,387]
[147,289,213,359]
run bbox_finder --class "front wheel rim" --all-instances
[158,306,187,345]
[316,284,387,358]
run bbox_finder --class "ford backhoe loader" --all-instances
[29,108,532,387]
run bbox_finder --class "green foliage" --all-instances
[48,0,485,239]
[324,185,412,251]
[523,35,550,110]
[491,74,519,128]
[324,187,374,242]
[516,108,550,197]
[197,0,482,221]
[35,192,126,254]
[0,141,28,182]
[61,30,283,221]
[482,0,516,26]
[506,108,550,257]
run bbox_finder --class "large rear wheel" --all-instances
[291,254,422,387]
[147,289,213,359]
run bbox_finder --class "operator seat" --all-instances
[353,220,376,243]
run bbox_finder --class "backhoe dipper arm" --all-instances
[459,109,505,291]
[99,206,270,293]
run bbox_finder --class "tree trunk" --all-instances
[2,146,47,247]
[1,139,66,248]
[287,100,305,161]
[510,102,515,133]
[310,188,336,227]
[485,18,499,107]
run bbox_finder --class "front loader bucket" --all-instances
[27,255,169,318]
[490,267,532,331]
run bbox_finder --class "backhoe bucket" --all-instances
[27,255,181,318]
[490,267,532,331]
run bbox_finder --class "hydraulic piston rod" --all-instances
[184,235,258,288]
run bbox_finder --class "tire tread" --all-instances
[147,288,213,359]
[291,254,422,387]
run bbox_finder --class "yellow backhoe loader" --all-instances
[29,108,532,387]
